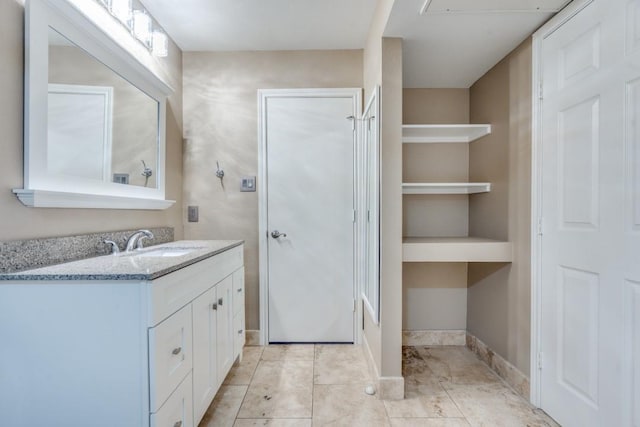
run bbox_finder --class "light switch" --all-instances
[241,176,256,192]
[187,206,199,222]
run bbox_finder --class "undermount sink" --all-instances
[127,247,204,258]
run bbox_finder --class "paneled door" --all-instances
[537,0,639,425]
[259,89,359,343]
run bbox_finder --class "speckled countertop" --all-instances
[0,240,243,282]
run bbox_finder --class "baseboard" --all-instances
[245,330,261,346]
[402,329,466,346]
[466,333,530,400]
[361,333,405,400]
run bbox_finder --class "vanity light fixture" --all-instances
[152,30,168,57]
[132,10,153,47]
[94,0,169,58]
[109,0,132,26]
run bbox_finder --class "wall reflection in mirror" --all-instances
[48,27,159,188]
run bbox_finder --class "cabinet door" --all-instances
[150,373,193,427]
[148,304,193,413]
[191,287,217,424]
[232,267,245,316]
[216,275,234,387]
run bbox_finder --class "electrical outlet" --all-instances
[187,206,199,222]
[241,176,256,192]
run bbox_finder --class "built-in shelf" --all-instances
[402,182,491,194]
[402,124,491,143]
[403,237,513,262]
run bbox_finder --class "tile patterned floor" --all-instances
[198,345,559,427]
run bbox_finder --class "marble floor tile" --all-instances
[312,384,390,427]
[199,385,248,427]
[225,346,265,385]
[262,345,315,361]
[251,360,314,388]
[444,382,559,427]
[237,382,313,419]
[414,347,501,387]
[314,345,371,385]
[383,377,463,418]
[234,419,312,427]
[389,419,471,427]
[238,360,314,419]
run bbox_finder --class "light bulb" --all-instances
[132,10,152,47]
[109,0,132,26]
[152,31,168,57]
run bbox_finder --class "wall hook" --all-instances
[216,161,225,179]
[216,161,225,189]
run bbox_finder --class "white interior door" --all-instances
[262,90,358,343]
[537,0,639,425]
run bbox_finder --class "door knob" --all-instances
[271,230,287,239]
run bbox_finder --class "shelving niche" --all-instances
[402,123,512,263]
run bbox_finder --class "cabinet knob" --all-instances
[172,347,182,356]
[237,288,242,293]
[218,297,223,306]
[173,421,182,427]
[212,302,218,310]
[238,329,243,334]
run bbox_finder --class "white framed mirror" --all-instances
[14,0,174,209]
[362,86,380,323]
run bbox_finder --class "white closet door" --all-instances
[263,91,356,343]
[538,0,638,425]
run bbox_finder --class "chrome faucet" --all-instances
[125,229,154,252]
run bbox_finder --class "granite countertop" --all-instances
[0,240,244,282]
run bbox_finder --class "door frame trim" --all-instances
[257,88,363,346]
[530,0,595,407]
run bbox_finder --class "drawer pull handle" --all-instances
[218,297,223,306]
[174,421,182,427]
[172,347,182,356]
[212,302,218,310]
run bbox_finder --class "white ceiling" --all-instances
[140,0,571,88]
[384,0,571,88]
[140,0,378,51]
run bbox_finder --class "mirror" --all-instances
[48,28,159,188]
[362,86,380,323]
[15,0,174,209]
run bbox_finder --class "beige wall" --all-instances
[467,38,533,375]
[402,88,470,330]
[181,50,363,331]
[362,0,405,382]
[0,0,184,242]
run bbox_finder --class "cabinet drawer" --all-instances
[149,304,193,412]
[151,372,193,427]
[232,267,245,316]
[149,245,243,326]
[233,311,245,359]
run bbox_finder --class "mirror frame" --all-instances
[14,0,175,209]
[362,86,381,324]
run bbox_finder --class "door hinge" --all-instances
[353,210,357,223]
[539,81,544,101]
[347,115,356,131]
[353,299,357,312]
[537,217,544,236]
[538,352,543,370]
[367,210,370,223]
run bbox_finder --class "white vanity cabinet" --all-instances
[0,241,245,427]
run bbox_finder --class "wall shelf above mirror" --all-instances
[15,0,175,209]
[402,124,491,143]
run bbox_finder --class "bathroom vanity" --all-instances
[0,240,245,427]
